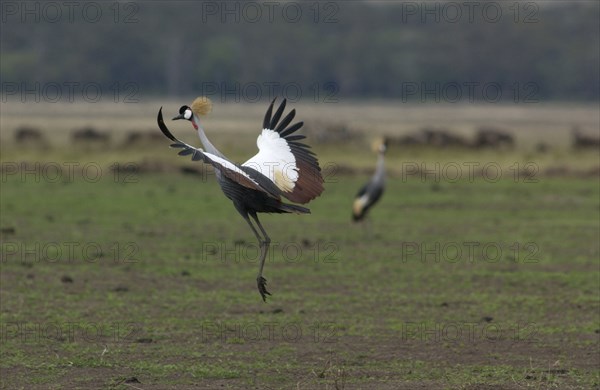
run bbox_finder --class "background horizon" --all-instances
[2,1,599,103]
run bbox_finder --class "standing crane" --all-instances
[352,138,387,221]
[157,97,324,301]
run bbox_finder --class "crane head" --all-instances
[372,137,388,154]
[173,105,193,121]
[172,97,213,130]
[172,105,198,129]
[380,137,388,153]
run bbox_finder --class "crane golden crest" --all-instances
[191,96,213,116]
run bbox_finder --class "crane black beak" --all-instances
[172,114,184,121]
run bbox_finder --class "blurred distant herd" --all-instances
[12,123,600,152]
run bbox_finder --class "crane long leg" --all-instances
[250,213,272,302]
[243,214,271,301]
[243,214,262,244]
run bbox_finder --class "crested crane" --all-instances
[157,97,324,301]
[352,138,387,222]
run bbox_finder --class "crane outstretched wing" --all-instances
[242,99,324,204]
[157,107,280,199]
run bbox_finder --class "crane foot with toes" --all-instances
[257,276,271,302]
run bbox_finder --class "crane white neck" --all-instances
[376,151,385,172]
[193,114,225,158]
[374,151,385,182]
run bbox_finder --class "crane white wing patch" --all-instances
[243,129,299,192]
[353,194,369,216]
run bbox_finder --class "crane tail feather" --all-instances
[280,203,310,214]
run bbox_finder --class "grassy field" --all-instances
[1,101,599,389]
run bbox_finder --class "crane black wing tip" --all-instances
[263,99,276,129]
[264,97,296,130]
[157,106,164,122]
[157,107,178,142]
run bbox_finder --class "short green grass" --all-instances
[1,101,598,388]
[1,168,598,388]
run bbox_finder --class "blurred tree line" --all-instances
[1,1,598,102]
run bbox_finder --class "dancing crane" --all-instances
[157,97,324,301]
[352,138,387,221]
